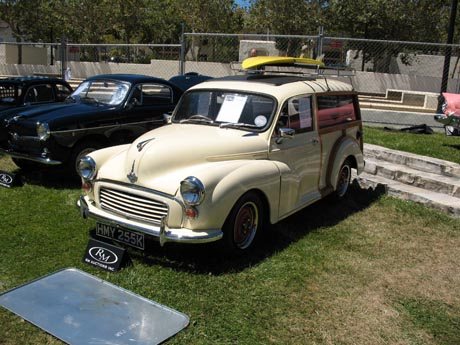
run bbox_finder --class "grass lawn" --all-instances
[0,128,459,344]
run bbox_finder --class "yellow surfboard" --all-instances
[241,56,324,70]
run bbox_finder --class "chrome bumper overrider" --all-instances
[0,148,62,165]
[78,196,223,246]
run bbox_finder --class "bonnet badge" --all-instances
[127,161,137,183]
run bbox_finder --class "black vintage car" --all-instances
[0,76,72,114]
[0,74,202,173]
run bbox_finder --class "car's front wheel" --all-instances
[70,140,104,175]
[223,191,265,252]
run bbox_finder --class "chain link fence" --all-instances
[2,32,460,130]
[182,32,460,131]
[0,41,182,81]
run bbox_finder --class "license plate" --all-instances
[95,223,145,250]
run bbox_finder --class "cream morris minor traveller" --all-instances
[78,70,365,252]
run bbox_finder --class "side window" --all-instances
[56,83,72,101]
[279,95,313,133]
[317,95,357,129]
[24,84,54,104]
[135,83,172,105]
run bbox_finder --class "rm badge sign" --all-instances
[83,238,130,272]
[0,170,22,188]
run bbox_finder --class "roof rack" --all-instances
[233,57,354,75]
[230,56,356,89]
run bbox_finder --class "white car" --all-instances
[78,69,364,252]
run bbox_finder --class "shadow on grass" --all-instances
[123,181,387,275]
[12,166,80,189]
[443,143,460,151]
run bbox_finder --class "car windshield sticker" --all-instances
[216,94,248,123]
[254,115,267,127]
[299,97,312,128]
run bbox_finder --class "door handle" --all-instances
[312,138,319,144]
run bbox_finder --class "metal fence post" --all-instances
[179,23,186,75]
[60,36,67,80]
[316,26,324,59]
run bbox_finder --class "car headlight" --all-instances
[78,156,97,180]
[180,176,205,206]
[36,122,50,141]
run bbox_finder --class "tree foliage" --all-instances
[0,0,457,45]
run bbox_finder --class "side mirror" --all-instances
[126,97,140,110]
[276,127,295,144]
[163,112,172,123]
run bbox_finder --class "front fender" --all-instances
[328,136,364,190]
[181,160,281,230]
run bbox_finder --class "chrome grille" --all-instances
[99,188,168,224]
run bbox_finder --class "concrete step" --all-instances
[365,157,460,198]
[360,101,435,114]
[354,172,460,218]
[364,143,460,178]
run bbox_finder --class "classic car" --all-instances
[0,73,206,173]
[0,76,72,143]
[0,76,72,113]
[435,92,460,136]
[77,65,364,253]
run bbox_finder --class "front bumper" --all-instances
[78,195,223,246]
[0,147,62,165]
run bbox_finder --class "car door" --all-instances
[269,94,321,217]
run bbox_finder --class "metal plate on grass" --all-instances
[0,268,189,345]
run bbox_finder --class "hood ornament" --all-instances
[136,138,155,152]
[127,161,137,183]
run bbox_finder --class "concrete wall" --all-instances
[1,59,459,95]
[5,45,48,64]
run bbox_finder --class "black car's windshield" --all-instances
[72,80,130,106]
[173,90,276,131]
[0,85,18,106]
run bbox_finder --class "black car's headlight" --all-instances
[180,176,205,206]
[78,156,97,180]
[36,122,50,141]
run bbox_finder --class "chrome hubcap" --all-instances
[337,165,351,197]
[234,201,258,249]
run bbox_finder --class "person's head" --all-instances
[249,48,257,57]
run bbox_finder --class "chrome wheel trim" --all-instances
[336,164,351,198]
[233,201,259,249]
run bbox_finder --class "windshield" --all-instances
[0,85,18,106]
[173,90,276,130]
[71,80,130,106]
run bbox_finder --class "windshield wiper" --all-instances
[180,117,214,124]
[219,122,259,129]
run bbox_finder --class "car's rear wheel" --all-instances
[334,159,352,199]
[223,191,265,252]
[70,140,104,175]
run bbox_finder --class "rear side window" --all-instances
[278,95,313,133]
[137,84,172,105]
[317,95,357,129]
[0,85,17,104]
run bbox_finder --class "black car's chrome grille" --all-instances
[99,188,168,224]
